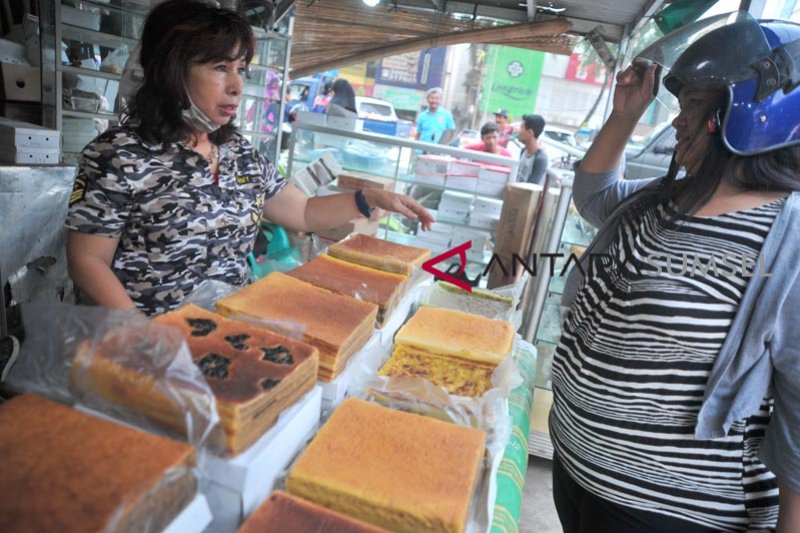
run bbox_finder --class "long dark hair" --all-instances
[329,79,356,113]
[619,91,800,224]
[124,0,255,145]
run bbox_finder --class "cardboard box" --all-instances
[0,145,59,165]
[0,61,40,102]
[336,171,393,191]
[494,183,545,258]
[0,117,59,149]
[316,218,380,243]
[0,101,41,123]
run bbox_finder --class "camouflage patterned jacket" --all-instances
[66,126,286,315]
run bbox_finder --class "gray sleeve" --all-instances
[759,280,800,493]
[529,150,548,186]
[572,158,658,227]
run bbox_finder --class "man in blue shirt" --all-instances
[415,87,455,144]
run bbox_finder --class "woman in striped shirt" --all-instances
[551,13,800,532]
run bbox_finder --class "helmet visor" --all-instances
[637,11,772,91]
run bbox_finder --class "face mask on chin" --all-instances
[181,93,223,134]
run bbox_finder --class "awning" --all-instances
[291,0,576,77]
[285,0,672,77]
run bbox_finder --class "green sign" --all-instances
[481,46,545,120]
[379,87,424,111]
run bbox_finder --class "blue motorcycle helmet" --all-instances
[637,11,800,156]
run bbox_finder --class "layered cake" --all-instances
[239,491,390,533]
[379,307,515,397]
[286,398,485,533]
[0,394,196,533]
[73,304,319,455]
[154,305,319,454]
[327,233,430,275]
[217,273,378,382]
[287,254,407,327]
[426,281,516,322]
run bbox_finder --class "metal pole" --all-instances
[602,23,631,123]
[523,182,573,342]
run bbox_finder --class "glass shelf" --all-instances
[62,109,118,120]
[59,64,121,81]
[61,24,137,49]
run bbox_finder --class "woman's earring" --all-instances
[706,119,716,133]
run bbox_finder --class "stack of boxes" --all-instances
[445,160,480,192]
[414,218,454,254]
[437,191,473,224]
[470,198,503,232]
[0,37,41,124]
[477,165,513,196]
[0,117,59,165]
[413,154,450,187]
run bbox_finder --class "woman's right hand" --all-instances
[612,61,659,120]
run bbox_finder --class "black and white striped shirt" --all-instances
[551,198,784,531]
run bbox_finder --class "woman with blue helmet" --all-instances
[549,12,800,532]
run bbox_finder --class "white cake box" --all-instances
[162,493,213,533]
[203,385,322,533]
[415,154,452,176]
[0,117,60,149]
[437,208,469,223]
[429,220,455,235]
[474,197,504,215]
[416,232,451,249]
[441,190,475,206]
[412,172,446,187]
[450,159,482,176]
[0,145,60,165]
[470,216,499,231]
[445,174,478,192]
[479,164,513,183]
[476,180,507,196]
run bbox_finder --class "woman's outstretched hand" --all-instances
[363,189,436,231]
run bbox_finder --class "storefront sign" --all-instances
[376,47,446,90]
[481,47,545,119]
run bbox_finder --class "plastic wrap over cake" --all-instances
[8,302,223,453]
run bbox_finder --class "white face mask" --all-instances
[181,93,222,133]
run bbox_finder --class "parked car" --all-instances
[624,122,676,179]
[354,96,419,138]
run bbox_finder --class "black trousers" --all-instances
[552,453,719,533]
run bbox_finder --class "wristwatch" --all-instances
[354,189,375,218]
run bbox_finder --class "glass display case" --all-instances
[522,174,598,458]
[287,120,520,286]
[40,0,291,164]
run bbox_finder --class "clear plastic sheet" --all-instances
[181,279,242,311]
[182,280,308,341]
[105,460,199,533]
[7,302,223,453]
